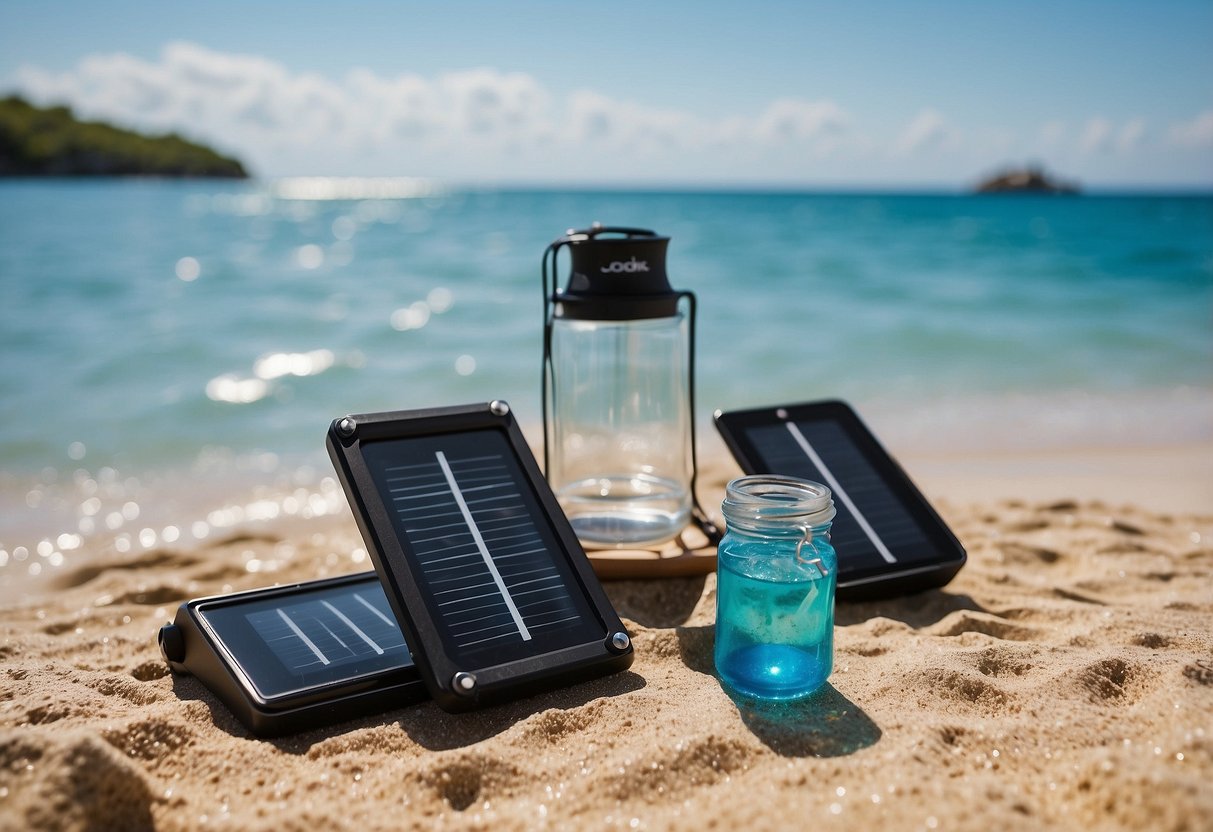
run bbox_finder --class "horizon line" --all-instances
[3,175,1211,197]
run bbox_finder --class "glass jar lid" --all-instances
[722,475,836,534]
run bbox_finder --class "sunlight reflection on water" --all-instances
[270,176,443,201]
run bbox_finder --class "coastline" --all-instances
[3,401,1210,601]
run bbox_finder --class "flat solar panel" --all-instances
[714,400,965,599]
[197,574,410,700]
[328,402,633,711]
[161,572,428,736]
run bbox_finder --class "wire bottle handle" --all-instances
[795,527,830,576]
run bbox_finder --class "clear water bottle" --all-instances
[715,475,837,700]
[542,226,701,548]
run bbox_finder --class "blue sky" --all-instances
[2,1,1211,186]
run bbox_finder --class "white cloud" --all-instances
[1075,116,1150,155]
[1116,118,1146,153]
[1168,110,1213,148]
[563,90,705,153]
[1078,117,1113,154]
[752,98,849,144]
[9,42,855,176]
[892,109,951,156]
[9,41,1192,182]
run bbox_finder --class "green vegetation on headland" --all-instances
[974,165,1079,194]
[0,95,249,178]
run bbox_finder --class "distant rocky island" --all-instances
[974,165,1079,194]
[0,95,248,178]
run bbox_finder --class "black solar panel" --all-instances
[161,572,428,735]
[714,400,966,599]
[361,430,603,663]
[196,574,411,700]
[328,402,633,711]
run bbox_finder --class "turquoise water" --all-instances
[715,541,836,701]
[1,181,1211,551]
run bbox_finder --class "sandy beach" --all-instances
[1,439,1210,832]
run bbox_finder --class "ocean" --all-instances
[1,181,1210,570]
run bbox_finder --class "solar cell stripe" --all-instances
[447,606,513,623]
[411,523,480,542]
[434,450,533,642]
[416,540,477,556]
[434,579,498,596]
[389,481,450,494]
[511,585,567,598]
[420,552,481,566]
[457,620,522,640]
[529,614,581,629]
[427,563,484,578]
[438,589,507,607]
[319,620,350,652]
[492,548,547,560]
[460,631,521,648]
[784,421,897,565]
[320,600,385,655]
[354,592,396,627]
[505,566,560,580]
[484,537,542,551]
[465,495,522,506]
[276,608,330,666]
[508,574,561,589]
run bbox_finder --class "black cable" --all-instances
[683,291,723,545]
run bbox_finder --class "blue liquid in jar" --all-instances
[715,550,834,701]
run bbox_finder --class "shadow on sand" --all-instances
[729,684,881,758]
[602,574,708,628]
[170,668,646,752]
[674,624,880,758]
[834,589,987,629]
[386,670,648,752]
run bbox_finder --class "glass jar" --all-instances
[548,310,692,547]
[714,475,837,701]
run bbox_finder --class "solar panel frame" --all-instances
[161,572,428,737]
[713,399,966,600]
[326,402,633,712]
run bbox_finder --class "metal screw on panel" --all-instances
[489,401,510,417]
[609,632,631,652]
[336,417,357,437]
[452,671,477,694]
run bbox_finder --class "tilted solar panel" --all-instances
[327,401,634,711]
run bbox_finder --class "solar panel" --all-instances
[197,574,410,699]
[159,572,427,736]
[714,400,966,599]
[327,401,634,711]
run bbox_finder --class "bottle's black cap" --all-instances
[556,227,681,320]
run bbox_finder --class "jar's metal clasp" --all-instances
[795,526,829,576]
